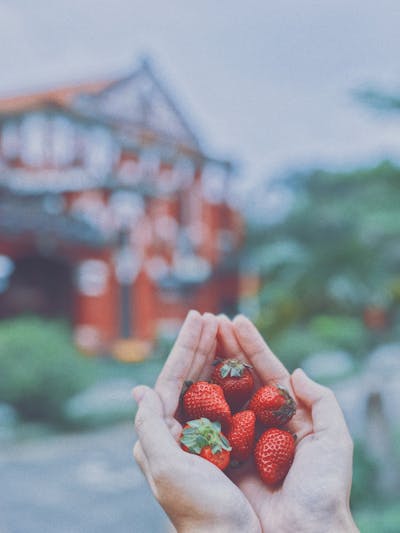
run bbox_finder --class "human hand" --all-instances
[133,311,261,533]
[217,314,359,533]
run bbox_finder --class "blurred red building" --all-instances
[0,59,244,358]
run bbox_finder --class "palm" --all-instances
[148,311,261,531]
[171,448,255,520]
[161,313,315,529]
[149,312,353,532]
[199,314,348,532]
[213,316,354,531]
[227,401,315,529]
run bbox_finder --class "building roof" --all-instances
[0,80,113,114]
[74,59,201,149]
[0,59,202,150]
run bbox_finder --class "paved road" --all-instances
[0,424,170,533]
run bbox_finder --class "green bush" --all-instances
[351,440,378,507]
[354,502,400,533]
[309,315,367,355]
[269,326,329,370]
[0,316,95,423]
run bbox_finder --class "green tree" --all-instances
[245,161,400,369]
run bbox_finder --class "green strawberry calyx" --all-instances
[181,418,232,455]
[214,358,252,379]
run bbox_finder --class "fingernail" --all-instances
[293,368,307,380]
[232,314,247,326]
[132,386,147,404]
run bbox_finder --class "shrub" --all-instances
[354,502,400,533]
[351,440,378,507]
[0,316,95,423]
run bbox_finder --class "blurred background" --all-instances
[0,1,399,532]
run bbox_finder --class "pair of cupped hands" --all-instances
[133,311,359,533]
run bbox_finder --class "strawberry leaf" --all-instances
[220,435,232,451]
[211,421,221,433]
[181,417,230,455]
[230,366,243,378]
[220,366,231,378]
[211,443,222,454]
[220,359,252,378]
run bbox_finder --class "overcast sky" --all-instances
[1,0,400,188]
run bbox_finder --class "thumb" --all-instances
[134,386,180,464]
[132,385,153,405]
[291,368,349,436]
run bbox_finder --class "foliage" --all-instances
[355,86,400,113]
[245,160,400,518]
[353,502,400,533]
[0,316,95,423]
[247,161,400,368]
[351,441,378,507]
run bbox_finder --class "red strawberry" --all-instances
[227,410,256,462]
[183,381,232,432]
[248,384,296,427]
[211,358,254,411]
[199,445,231,470]
[254,428,296,485]
[180,418,231,470]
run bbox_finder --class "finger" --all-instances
[134,386,180,469]
[198,338,217,381]
[186,313,219,381]
[166,417,183,440]
[155,310,203,417]
[133,440,150,476]
[217,315,264,389]
[133,441,161,497]
[196,313,246,381]
[291,369,351,438]
[217,314,247,361]
[232,315,289,382]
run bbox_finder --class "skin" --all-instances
[133,311,359,533]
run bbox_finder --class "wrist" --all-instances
[179,513,261,533]
[327,507,359,533]
[294,506,359,533]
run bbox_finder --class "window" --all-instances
[76,260,109,297]
[137,149,160,182]
[109,190,144,228]
[174,158,195,189]
[20,114,46,167]
[51,115,75,167]
[201,164,227,204]
[84,127,115,178]
[1,121,20,160]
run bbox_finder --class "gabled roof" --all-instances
[0,59,201,150]
[0,80,113,114]
[73,59,201,149]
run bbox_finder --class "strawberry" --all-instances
[180,418,231,470]
[248,384,296,427]
[182,381,232,432]
[211,358,254,411]
[227,410,256,462]
[254,428,296,485]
